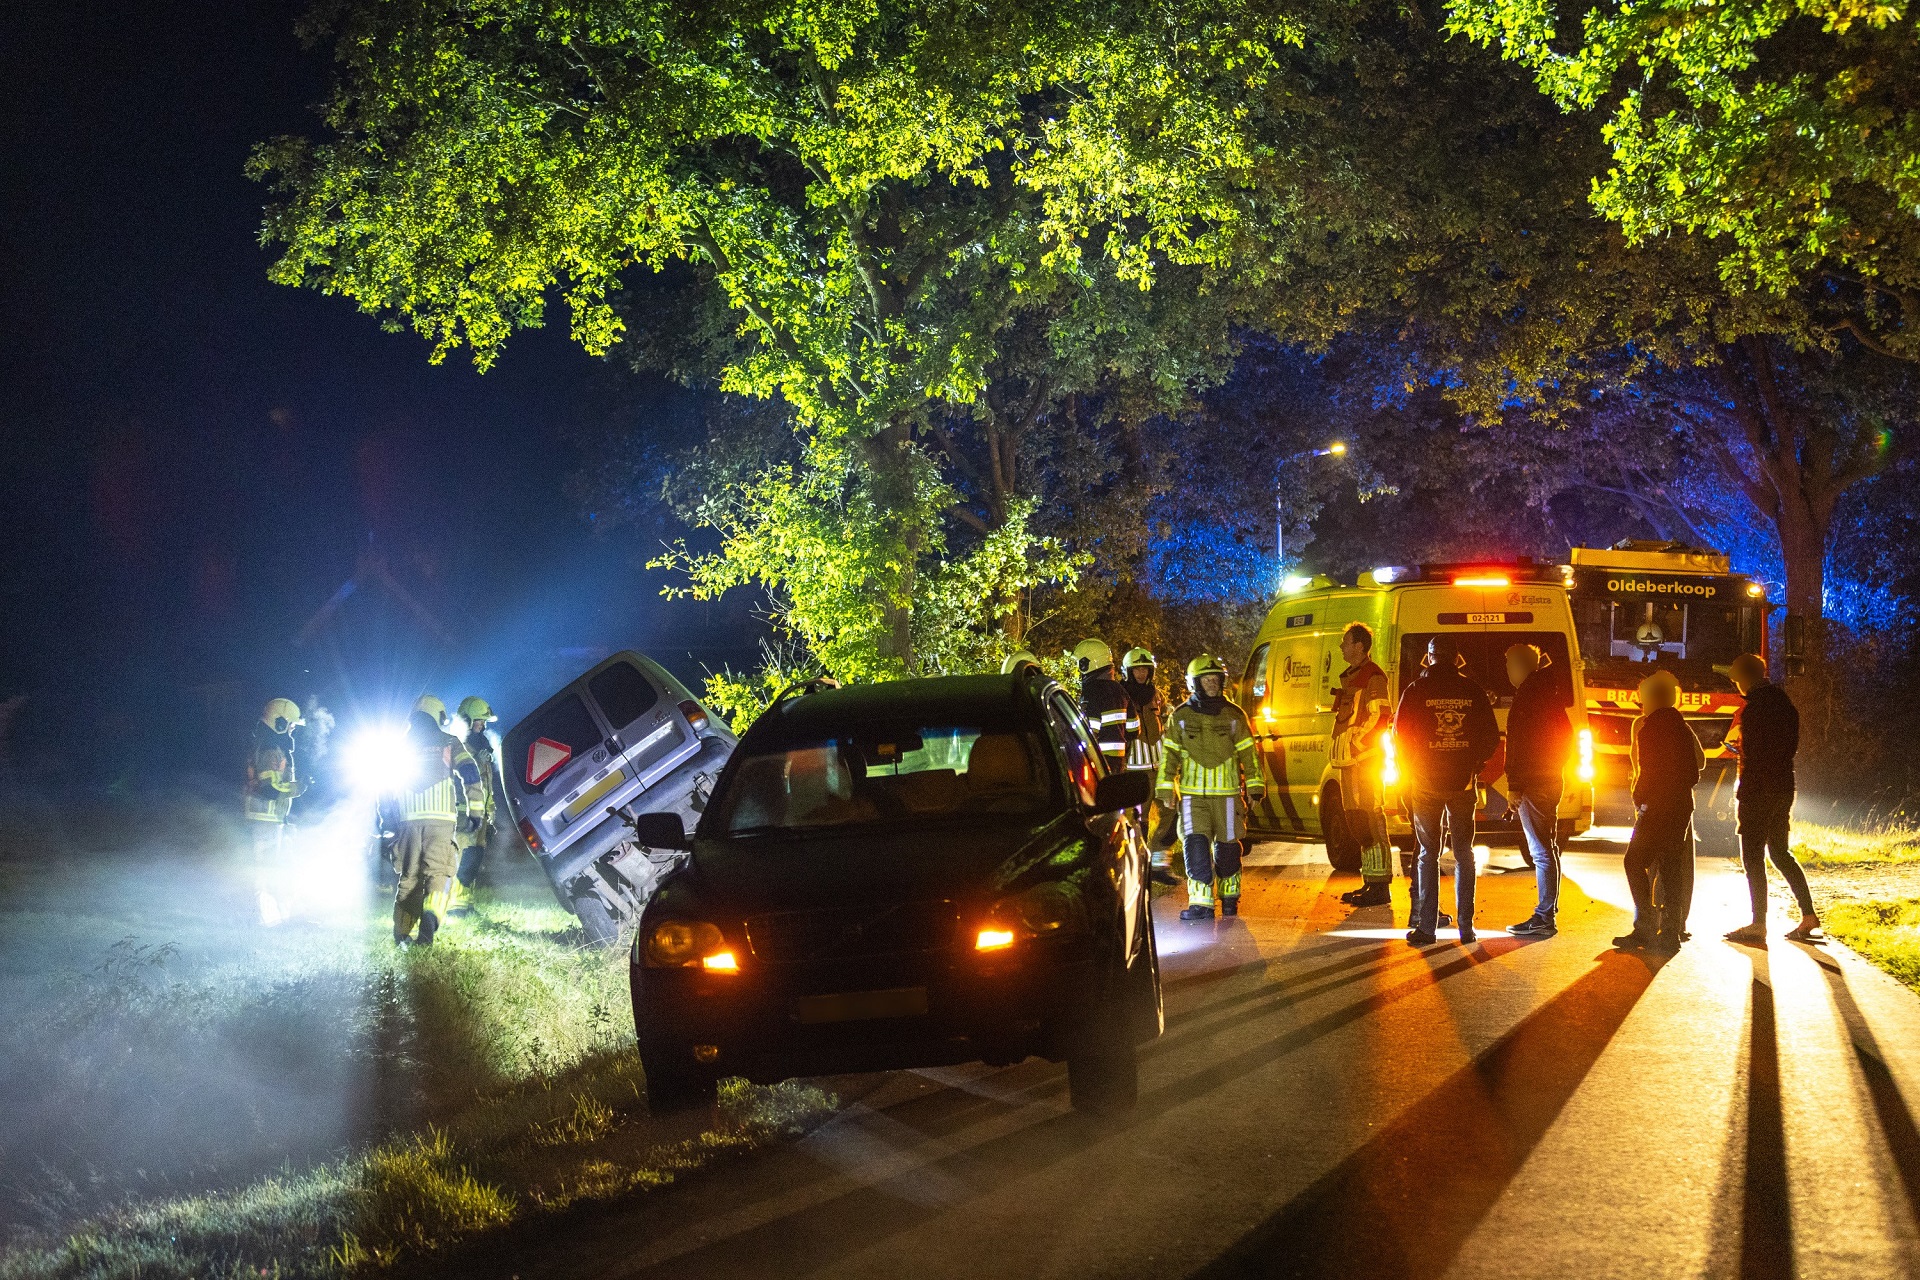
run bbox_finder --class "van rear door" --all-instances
[506,689,623,856]
[584,655,701,797]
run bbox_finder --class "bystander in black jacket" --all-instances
[1505,665,1572,792]
[1395,667,1500,793]
[1632,706,1701,814]
[1734,680,1799,798]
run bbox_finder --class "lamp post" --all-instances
[1275,441,1346,588]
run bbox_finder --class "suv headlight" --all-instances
[976,883,1086,951]
[644,919,737,971]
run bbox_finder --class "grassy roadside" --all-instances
[0,896,835,1280]
[1788,820,1920,993]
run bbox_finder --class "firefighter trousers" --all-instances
[393,819,458,944]
[1180,794,1244,905]
[1337,765,1392,882]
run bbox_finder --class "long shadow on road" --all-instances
[468,938,1530,1280]
[1191,949,1659,1280]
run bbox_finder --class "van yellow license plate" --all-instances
[794,987,929,1024]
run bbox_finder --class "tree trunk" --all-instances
[859,421,919,673]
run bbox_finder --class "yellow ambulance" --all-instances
[1235,562,1596,870]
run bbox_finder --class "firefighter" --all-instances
[1331,623,1394,907]
[1158,654,1266,921]
[1122,647,1181,879]
[245,697,308,926]
[449,695,500,916]
[1070,638,1130,769]
[391,694,480,946]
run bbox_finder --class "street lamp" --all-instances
[1276,442,1346,588]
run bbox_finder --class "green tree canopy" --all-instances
[253,0,1301,680]
[1447,0,1920,358]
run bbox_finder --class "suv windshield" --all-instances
[710,725,1057,835]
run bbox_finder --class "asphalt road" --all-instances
[469,833,1920,1280]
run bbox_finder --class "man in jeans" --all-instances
[1394,636,1500,946]
[1724,653,1821,943]
[1503,644,1572,938]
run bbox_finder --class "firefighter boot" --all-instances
[417,911,441,947]
[1342,881,1391,908]
[1181,876,1216,922]
[1217,868,1242,917]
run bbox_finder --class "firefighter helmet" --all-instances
[261,697,304,734]
[1069,638,1114,675]
[1185,653,1227,694]
[1000,650,1041,675]
[1121,647,1156,673]
[457,695,495,724]
[413,694,449,727]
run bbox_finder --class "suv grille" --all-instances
[745,901,960,963]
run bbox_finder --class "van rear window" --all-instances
[588,660,660,729]
[505,693,602,790]
[1398,632,1573,703]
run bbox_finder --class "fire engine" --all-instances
[1566,541,1769,783]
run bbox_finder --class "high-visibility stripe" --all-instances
[399,777,461,823]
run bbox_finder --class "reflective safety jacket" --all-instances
[397,729,481,824]
[1157,697,1264,798]
[463,729,498,826]
[1330,659,1390,769]
[244,748,298,823]
[244,726,305,824]
[1078,672,1131,766]
[1123,677,1164,770]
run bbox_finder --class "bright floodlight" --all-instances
[1327,441,1347,455]
[1282,575,1313,594]
[344,724,417,796]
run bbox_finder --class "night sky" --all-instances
[0,1,751,781]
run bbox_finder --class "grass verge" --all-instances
[0,894,836,1279]
[1783,819,1920,994]
[1790,819,1920,869]
[1823,898,1920,993]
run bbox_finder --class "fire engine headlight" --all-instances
[344,725,416,795]
[1575,727,1595,783]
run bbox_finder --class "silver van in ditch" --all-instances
[501,651,736,945]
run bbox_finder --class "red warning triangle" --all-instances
[526,737,572,786]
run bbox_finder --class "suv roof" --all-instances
[746,674,1043,744]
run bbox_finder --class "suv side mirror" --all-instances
[1089,770,1152,814]
[630,810,692,851]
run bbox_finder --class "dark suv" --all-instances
[627,671,1162,1115]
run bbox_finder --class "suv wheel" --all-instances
[1066,961,1140,1116]
[640,1048,717,1113]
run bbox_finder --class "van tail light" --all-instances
[1575,727,1595,783]
[679,699,711,735]
[518,817,542,853]
[1381,731,1399,788]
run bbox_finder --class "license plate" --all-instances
[794,987,929,1024]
